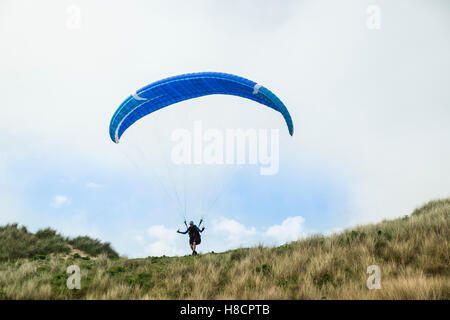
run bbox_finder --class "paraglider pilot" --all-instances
[177,220,205,255]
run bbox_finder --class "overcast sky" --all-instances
[1,0,449,257]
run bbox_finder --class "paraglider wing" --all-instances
[109,72,293,143]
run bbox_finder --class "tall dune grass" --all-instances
[0,198,448,299]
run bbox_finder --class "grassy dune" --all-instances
[0,198,449,299]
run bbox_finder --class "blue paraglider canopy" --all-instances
[109,72,293,143]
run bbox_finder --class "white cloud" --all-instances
[144,225,184,256]
[50,195,71,208]
[210,216,308,249]
[147,225,177,241]
[145,241,183,257]
[85,182,103,189]
[136,216,309,257]
[265,216,307,245]
[210,217,257,246]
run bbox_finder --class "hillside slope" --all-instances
[0,199,448,299]
[0,224,119,261]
